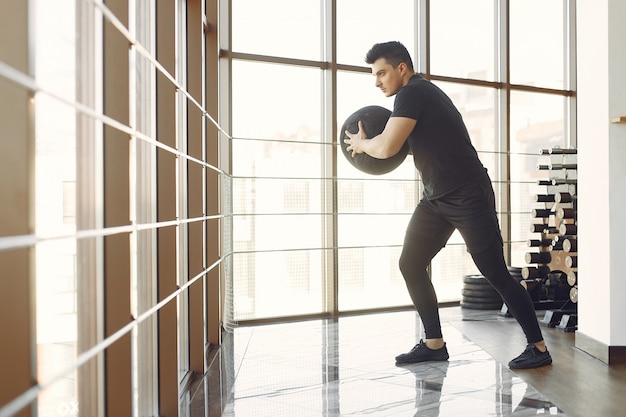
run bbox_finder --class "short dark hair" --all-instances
[365,41,414,71]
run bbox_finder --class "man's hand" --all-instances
[345,116,415,159]
[344,120,368,158]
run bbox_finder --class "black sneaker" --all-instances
[508,344,553,369]
[395,339,449,364]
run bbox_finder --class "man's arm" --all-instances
[344,116,416,158]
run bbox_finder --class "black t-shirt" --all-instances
[392,74,487,199]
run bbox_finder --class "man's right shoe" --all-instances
[395,339,449,364]
[508,344,552,369]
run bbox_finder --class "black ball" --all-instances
[340,105,410,175]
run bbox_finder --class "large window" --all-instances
[227,0,575,322]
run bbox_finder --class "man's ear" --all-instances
[398,62,408,75]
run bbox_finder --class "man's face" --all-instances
[371,58,405,97]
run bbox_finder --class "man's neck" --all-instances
[403,71,416,86]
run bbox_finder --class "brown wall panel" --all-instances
[0,3,35,417]
[156,0,179,414]
[156,84,178,417]
[205,0,223,348]
[188,277,205,373]
[188,161,205,220]
[156,226,178,416]
[188,220,205,372]
[103,0,132,415]
[188,98,204,377]
[187,0,206,371]
[0,86,31,238]
[0,250,34,417]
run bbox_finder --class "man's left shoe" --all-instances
[508,344,552,369]
[395,339,449,364]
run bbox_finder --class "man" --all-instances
[344,41,552,369]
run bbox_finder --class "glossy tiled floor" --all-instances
[185,307,572,416]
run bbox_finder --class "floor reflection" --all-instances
[185,309,569,417]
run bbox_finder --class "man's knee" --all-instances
[399,240,440,278]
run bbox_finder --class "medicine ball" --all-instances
[339,105,410,175]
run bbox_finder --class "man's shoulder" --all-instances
[403,74,434,92]
[397,76,430,101]
[409,73,429,85]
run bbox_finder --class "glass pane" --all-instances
[510,0,565,89]
[510,91,566,266]
[231,175,327,319]
[337,178,412,310]
[234,212,323,253]
[336,0,415,67]
[231,0,321,60]
[430,0,495,80]
[510,92,566,177]
[232,176,326,321]
[231,60,321,142]
[231,61,324,320]
[337,246,414,312]
[233,250,325,320]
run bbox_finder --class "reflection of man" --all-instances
[404,362,448,417]
[344,41,552,369]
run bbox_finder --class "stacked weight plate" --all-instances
[460,274,503,310]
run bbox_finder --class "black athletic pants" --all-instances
[398,175,544,344]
